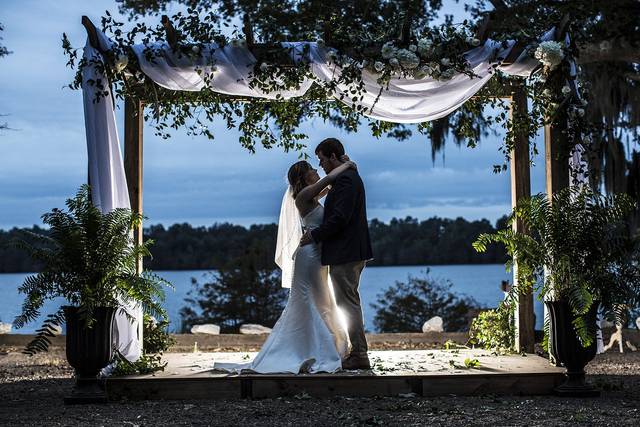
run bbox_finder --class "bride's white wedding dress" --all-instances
[214,204,349,374]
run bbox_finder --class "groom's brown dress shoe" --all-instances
[341,354,371,370]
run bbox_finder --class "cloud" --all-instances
[0,0,547,230]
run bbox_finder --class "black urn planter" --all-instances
[545,301,600,397]
[63,306,116,404]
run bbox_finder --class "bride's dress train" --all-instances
[214,205,349,374]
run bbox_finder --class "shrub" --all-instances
[469,303,515,352]
[371,270,481,333]
[180,244,288,333]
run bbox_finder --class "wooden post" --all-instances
[509,84,535,353]
[545,119,570,196]
[543,100,570,366]
[124,97,144,274]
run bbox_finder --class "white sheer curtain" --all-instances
[82,38,143,362]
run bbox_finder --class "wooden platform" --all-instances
[106,349,565,400]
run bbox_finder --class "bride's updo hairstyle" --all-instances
[288,160,312,199]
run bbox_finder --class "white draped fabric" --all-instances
[130,37,547,123]
[82,38,143,362]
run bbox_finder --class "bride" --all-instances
[214,157,356,374]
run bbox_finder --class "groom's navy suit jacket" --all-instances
[311,168,373,266]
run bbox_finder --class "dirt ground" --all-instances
[0,347,639,426]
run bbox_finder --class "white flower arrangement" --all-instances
[534,41,565,69]
[114,53,128,73]
[396,49,420,69]
[561,85,571,95]
[368,27,470,80]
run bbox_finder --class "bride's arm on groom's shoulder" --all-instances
[309,173,357,243]
[295,161,356,204]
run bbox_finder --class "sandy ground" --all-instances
[0,348,639,426]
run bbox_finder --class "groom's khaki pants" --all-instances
[329,260,368,356]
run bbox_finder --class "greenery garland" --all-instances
[61,9,589,171]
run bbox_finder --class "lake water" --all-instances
[0,264,544,334]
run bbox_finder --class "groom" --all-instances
[300,137,373,370]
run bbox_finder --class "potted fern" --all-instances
[473,186,640,396]
[12,185,170,400]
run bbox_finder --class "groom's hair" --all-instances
[316,138,345,160]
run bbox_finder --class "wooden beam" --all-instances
[554,13,571,41]
[161,15,178,50]
[242,14,255,49]
[509,84,535,353]
[400,4,413,44]
[543,85,570,366]
[124,97,144,274]
[474,15,492,43]
[502,41,526,65]
[489,0,508,10]
[545,116,570,197]
[81,16,100,51]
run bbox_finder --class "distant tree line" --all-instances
[0,216,508,273]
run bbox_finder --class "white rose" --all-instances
[562,85,571,95]
[191,45,200,54]
[389,57,399,67]
[577,108,585,117]
[440,58,450,66]
[417,38,434,56]
[543,88,553,97]
[374,61,384,72]
[396,49,420,69]
[114,54,128,73]
[260,62,268,71]
[381,41,397,59]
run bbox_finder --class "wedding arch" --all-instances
[73,10,585,362]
